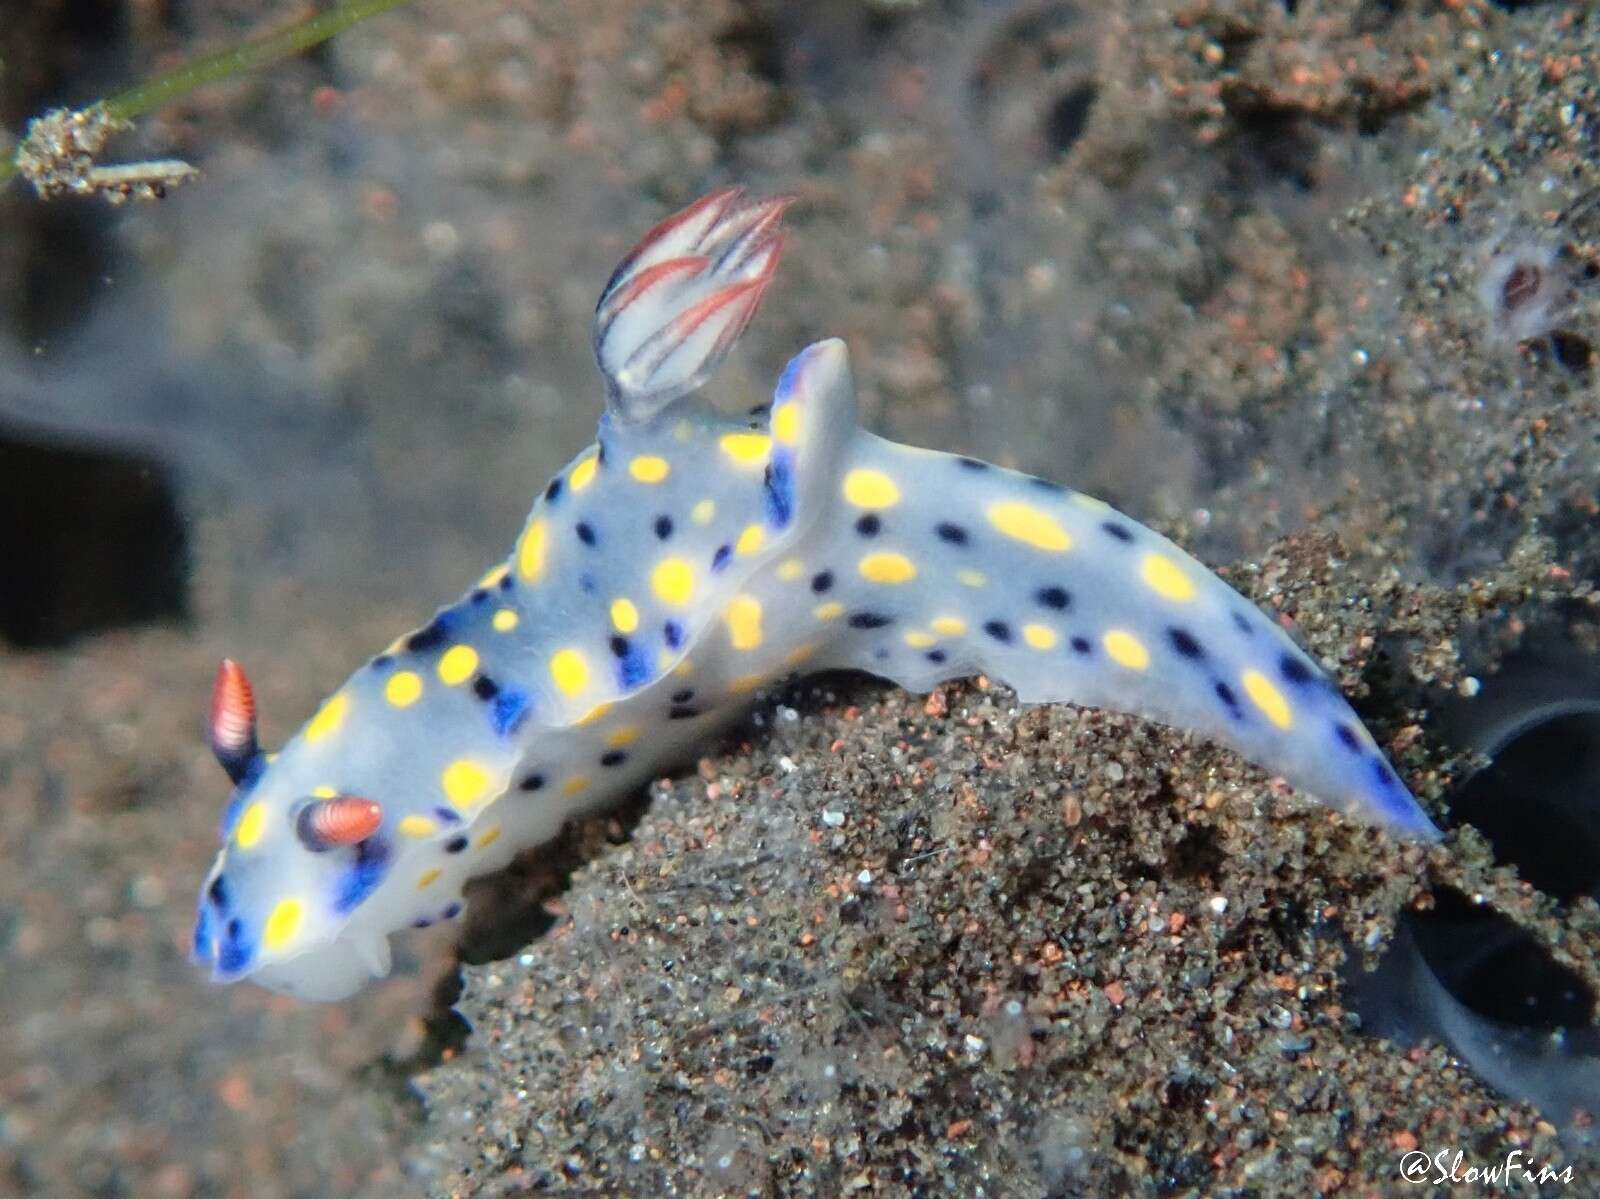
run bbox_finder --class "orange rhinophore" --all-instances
[209,659,260,783]
[296,796,384,851]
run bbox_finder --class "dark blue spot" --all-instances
[1214,681,1243,719]
[407,614,454,652]
[617,645,652,690]
[579,573,598,594]
[499,572,514,592]
[333,838,392,915]
[1070,636,1092,654]
[748,403,770,418]
[610,636,630,658]
[765,451,795,528]
[372,654,394,670]
[936,522,968,545]
[217,917,254,975]
[520,773,545,792]
[1035,586,1071,610]
[956,456,989,471]
[1279,653,1315,685]
[1372,759,1401,791]
[470,588,489,605]
[445,835,469,854]
[208,874,229,909]
[669,705,700,720]
[811,570,834,594]
[1030,477,1065,494]
[654,514,674,540]
[664,620,684,649]
[712,544,733,572]
[412,917,433,929]
[1167,627,1204,660]
[433,805,462,825]
[849,612,892,629]
[671,688,695,704]
[983,620,1012,643]
[191,904,214,962]
[926,649,947,664]
[491,688,531,737]
[443,902,463,920]
[1334,723,1361,752]
[1232,611,1255,636]
[600,750,627,767]
[596,440,608,466]
[1101,521,1133,543]
[576,522,597,547]
[855,514,881,537]
[545,476,562,502]
[473,675,499,700]
[874,648,889,661]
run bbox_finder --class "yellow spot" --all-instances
[932,616,967,636]
[1141,553,1196,602]
[958,569,987,588]
[988,501,1073,553]
[478,563,509,589]
[576,702,612,727]
[606,725,642,749]
[630,455,671,483]
[777,558,804,582]
[518,518,548,581]
[905,630,937,649]
[611,598,639,634]
[672,659,693,678]
[262,898,304,950]
[814,601,844,621]
[785,644,818,667]
[386,670,423,708]
[438,644,479,686]
[858,552,917,584]
[492,608,519,633]
[312,784,337,799]
[1242,669,1294,730]
[398,815,438,839]
[569,452,599,492]
[843,468,901,509]
[442,759,492,811]
[235,802,268,849]
[1023,623,1058,650]
[691,499,716,525]
[304,693,348,744]
[726,595,764,651]
[728,672,766,694]
[1103,629,1150,671]
[475,826,502,849]
[773,403,800,445]
[719,432,772,465]
[736,524,765,556]
[416,867,442,891]
[550,648,590,696]
[562,775,591,797]
[651,558,695,606]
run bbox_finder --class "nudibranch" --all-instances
[192,189,1439,1001]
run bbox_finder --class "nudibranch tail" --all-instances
[594,187,791,423]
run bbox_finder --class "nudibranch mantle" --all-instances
[192,189,1439,1001]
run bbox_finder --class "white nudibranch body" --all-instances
[192,189,1439,1001]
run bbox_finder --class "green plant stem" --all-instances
[3,0,420,184]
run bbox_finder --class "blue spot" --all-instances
[765,450,795,528]
[1214,681,1243,719]
[618,645,652,690]
[491,688,531,737]
[217,916,254,975]
[433,805,462,825]
[1070,636,1092,655]
[1167,627,1204,660]
[333,838,391,916]
[956,457,988,472]
[1372,758,1402,792]
[207,874,229,909]
[580,572,597,594]
[372,654,394,670]
[576,521,598,547]
[407,611,456,652]
[1279,653,1315,686]
[775,349,806,402]
[711,544,733,572]
[1334,723,1361,752]
[443,902,463,920]
[191,903,214,962]
[664,620,684,649]
[1100,521,1134,543]
[412,917,433,929]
